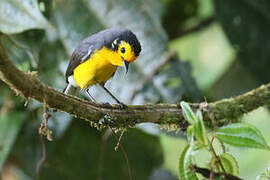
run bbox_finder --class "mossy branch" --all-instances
[0,42,269,130]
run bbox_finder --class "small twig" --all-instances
[115,130,125,151]
[128,51,177,103]
[218,138,227,154]
[38,102,53,141]
[209,137,227,175]
[35,136,46,178]
[210,161,216,180]
[176,16,216,38]
[210,136,215,144]
[108,126,133,180]
[36,102,52,178]
[190,165,242,180]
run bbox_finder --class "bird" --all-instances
[63,27,141,107]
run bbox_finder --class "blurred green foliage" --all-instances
[12,120,163,180]
[0,112,26,170]
[214,0,270,83]
[0,0,269,179]
[162,0,198,39]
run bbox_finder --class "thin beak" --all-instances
[122,58,129,74]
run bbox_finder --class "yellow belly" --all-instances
[73,53,118,89]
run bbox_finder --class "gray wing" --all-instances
[65,37,100,82]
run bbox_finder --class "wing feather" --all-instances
[65,40,96,82]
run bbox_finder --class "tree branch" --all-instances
[176,16,216,39]
[0,42,269,130]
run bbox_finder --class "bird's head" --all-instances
[109,29,141,73]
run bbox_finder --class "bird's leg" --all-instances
[101,85,127,108]
[84,88,112,108]
[84,88,96,102]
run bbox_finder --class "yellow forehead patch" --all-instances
[118,41,137,63]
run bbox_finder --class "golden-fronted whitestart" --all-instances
[63,28,141,107]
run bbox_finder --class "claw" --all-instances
[102,102,127,109]
[102,102,113,108]
[119,102,128,109]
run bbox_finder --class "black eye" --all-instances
[121,47,125,53]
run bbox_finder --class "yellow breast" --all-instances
[73,47,118,89]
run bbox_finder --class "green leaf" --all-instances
[0,0,51,34]
[179,144,199,180]
[194,110,208,146]
[211,153,239,176]
[0,112,26,171]
[180,101,196,124]
[220,153,239,176]
[214,123,270,150]
[187,125,194,143]
[196,110,203,122]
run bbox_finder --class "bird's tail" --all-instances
[63,83,79,96]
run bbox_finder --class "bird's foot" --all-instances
[102,102,113,108]
[118,102,128,109]
[102,102,127,109]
